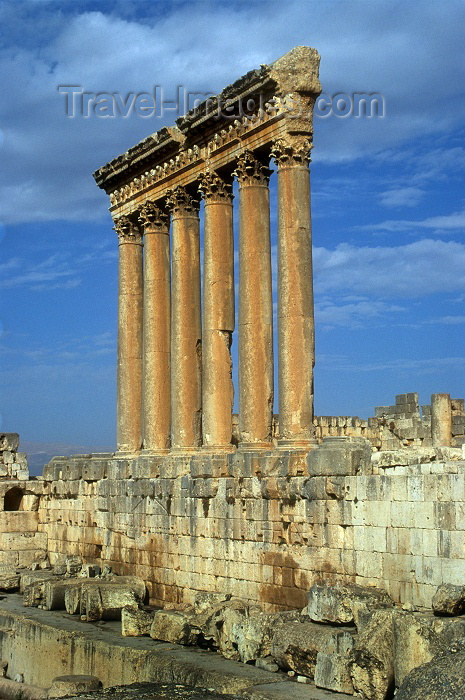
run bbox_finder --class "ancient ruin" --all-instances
[1,46,465,700]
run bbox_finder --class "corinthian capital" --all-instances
[270,137,313,168]
[233,151,272,186]
[198,170,233,203]
[113,215,143,244]
[166,186,199,216]
[138,201,169,232]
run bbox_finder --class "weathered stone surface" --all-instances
[432,584,465,616]
[150,610,198,645]
[81,583,140,622]
[230,610,301,663]
[48,675,102,698]
[393,611,465,685]
[306,582,393,626]
[307,437,372,476]
[314,651,354,695]
[121,606,155,637]
[396,640,465,700]
[0,567,20,591]
[270,621,355,678]
[348,609,394,700]
[0,433,19,452]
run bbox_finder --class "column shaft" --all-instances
[431,393,452,446]
[139,202,171,451]
[114,217,143,452]
[199,172,235,448]
[168,187,202,449]
[235,152,274,446]
[272,139,314,444]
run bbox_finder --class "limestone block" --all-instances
[44,579,84,610]
[348,609,394,700]
[270,621,355,678]
[48,674,102,698]
[314,651,354,695]
[121,606,155,636]
[306,582,393,626]
[0,433,19,451]
[230,610,301,663]
[0,512,38,532]
[396,640,465,700]
[432,584,465,616]
[308,437,372,477]
[150,610,199,645]
[393,611,465,685]
[66,557,82,576]
[81,582,141,621]
[0,567,20,591]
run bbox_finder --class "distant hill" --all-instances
[20,441,114,477]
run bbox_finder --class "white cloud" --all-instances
[0,1,464,222]
[314,238,465,297]
[366,208,465,234]
[379,187,424,208]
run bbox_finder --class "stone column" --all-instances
[234,151,274,447]
[113,216,143,453]
[198,171,235,449]
[431,393,452,446]
[138,201,171,452]
[167,186,202,449]
[271,137,315,446]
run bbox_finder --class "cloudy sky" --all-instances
[1,0,464,456]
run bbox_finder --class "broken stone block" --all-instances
[393,611,465,686]
[230,610,301,663]
[349,609,395,700]
[396,640,465,700]
[315,651,354,695]
[0,569,20,591]
[150,610,199,645]
[0,433,19,452]
[44,579,84,610]
[78,564,101,578]
[270,621,355,678]
[255,657,279,673]
[81,583,140,621]
[22,571,60,606]
[192,591,232,614]
[307,436,372,476]
[121,606,155,637]
[48,674,102,698]
[432,584,465,616]
[66,557,82,576]
[306,582,393,626]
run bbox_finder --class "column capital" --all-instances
[198,170,233,204]
[166,186,199,216]
[233,151,273,187]
[271,136,313,168]
[113,215,143,245]
[138,201,169,232]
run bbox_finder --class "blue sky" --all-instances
[1,0,464,454]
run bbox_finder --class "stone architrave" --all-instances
[198,171,235,449]
[138,202,171,452]
[166,186,202,449]
[271,137,315,446]
[234,151,274,447]
[113,216,143,453]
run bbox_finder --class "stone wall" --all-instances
[0,434,47,568]
[37,439,465,611]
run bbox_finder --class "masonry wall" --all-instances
[38,442,465,611]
